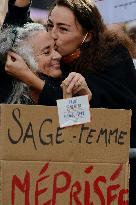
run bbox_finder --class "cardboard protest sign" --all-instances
[95,0,136,24]
[0,105,131,163]
[0,104,131,204]
[0,160,129,205]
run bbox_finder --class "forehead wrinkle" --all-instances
[28,32,53,52]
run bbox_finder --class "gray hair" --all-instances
[0,23,46,104]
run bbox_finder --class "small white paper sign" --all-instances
[57,95,91,128]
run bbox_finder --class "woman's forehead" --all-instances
[49,5,85,33]
[32,30,52,42]
[49,5,76,25]
[30,31,54,50]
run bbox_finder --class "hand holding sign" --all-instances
[61,72,92,102]
[58,73,92,128]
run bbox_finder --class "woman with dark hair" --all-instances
[3,1,136,203]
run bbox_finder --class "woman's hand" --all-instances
[62,72,92,101]
[5,52,44,91]
[5,51,30,79]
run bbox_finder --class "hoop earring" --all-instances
[62,49,80,64]
[62,33,89,64]
[81,32,89,45]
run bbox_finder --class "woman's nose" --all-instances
[53,50,62,60]
[51,27,58,40]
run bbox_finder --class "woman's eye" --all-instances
[43,50,50,55]
[59,27,68,32]
[47,23,53,31]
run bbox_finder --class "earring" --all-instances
[81,32,88,45]
[62,33,88,64]
[62,49,80,64]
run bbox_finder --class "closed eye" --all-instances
[47,23,53,31]
[59,27,68,32]
[41,46,51,56]
[42,49,51,55]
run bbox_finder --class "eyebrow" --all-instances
[41,46,50,52]
[48,19,71,27]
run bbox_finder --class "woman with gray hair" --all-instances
[1,22,91,104]
[0,22,63,103]
[0,23,45,103]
